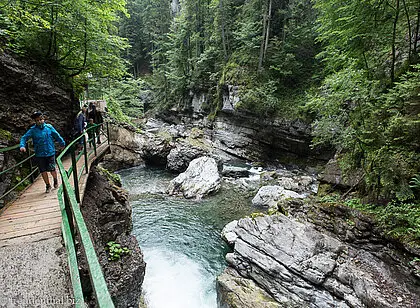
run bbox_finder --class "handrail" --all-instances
[56,122,114,307]
[0,141,38,204]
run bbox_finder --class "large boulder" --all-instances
[252,185,304,208]
[219,213,420,308]
[167,156,221,199]
[166,134,210,173]
[319,157,363,190]
[104,123,174,170]
[103,124,144,170]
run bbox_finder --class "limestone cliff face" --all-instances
[218,200,420,308]
[80,167,146,308]
[0,52,77,141]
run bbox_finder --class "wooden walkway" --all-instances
[0,143,109,247]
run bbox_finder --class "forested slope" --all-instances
[1,0,419,240]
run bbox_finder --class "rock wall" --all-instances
[212,113,315,162]
[157,110,332,167]
[104,114,330,177]
[0,52,77,140]
[218,200,420,308]
[80,167,146,307]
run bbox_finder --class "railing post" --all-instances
[83,135,88,174]
[71,145,80,203]
[27,144,35,183]
[92,127,97,156]
[63,184,75,242]
[106,122,110,145]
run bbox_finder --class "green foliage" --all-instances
[319,194,420,246]
[88,77,143,125]
[0,129,12,141]
[107,97,132,124]
[98,167,122,187]
[410,175,420,189]
[129,0,320,117]
[249,212,265,219]
[105,241,130,261]
[373,201,420,244]
[2,0,129,80]
[306,63,420,200]
[317,193,341,204]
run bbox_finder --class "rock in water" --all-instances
[167,156,221,199]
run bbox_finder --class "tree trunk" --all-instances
[258,1,268,72]
[219,0,228,61]
[401,0,412,62]
[391,0,400,82]
[263,0,272,59]
[413,1,420,59]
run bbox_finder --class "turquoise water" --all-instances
[118,165,256,308]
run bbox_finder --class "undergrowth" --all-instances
[318,195,420,246]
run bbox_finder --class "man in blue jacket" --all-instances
[20,111,66,193]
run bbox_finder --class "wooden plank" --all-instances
[0,221,61,241]
[2,196,58,209]
[1,207,58,217]
[0,228,61,247]
[0,203,60,215]
[0,211,61,225]
[0,216,62,233]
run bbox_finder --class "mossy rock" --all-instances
[317,183,334,197]
[98,166,122,187]
[157,130,173,143]
[190,127,204,139]
[0,128,12,141]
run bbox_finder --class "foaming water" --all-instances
[118,165,255,308]
[142,248,216,308]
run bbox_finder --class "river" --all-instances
[118,165,257,308]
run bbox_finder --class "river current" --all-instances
[118,165,256,308]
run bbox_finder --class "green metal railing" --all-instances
[0,142,38,207]
[0,122,114,307]
[56,122,114,308]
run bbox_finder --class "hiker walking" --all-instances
[20,111,65,193]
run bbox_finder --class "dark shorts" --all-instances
[35,155,56,172]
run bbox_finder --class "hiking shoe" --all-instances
[53,178,58,189]
[46,184,51,193]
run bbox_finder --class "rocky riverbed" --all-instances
[101,118,420,308]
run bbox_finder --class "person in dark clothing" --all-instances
[88,102,96,122]
[74,104,87,150]
[88,102,103,143]
[85,118,95,147]
[20,111,66,193]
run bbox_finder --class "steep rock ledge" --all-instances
[0,52,76,139]
[80,167,146,307]
[219,200,420,308]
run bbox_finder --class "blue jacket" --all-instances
[20,123,66,157]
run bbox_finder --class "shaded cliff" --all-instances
[80,166,146,307]
[0,52,77,141]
